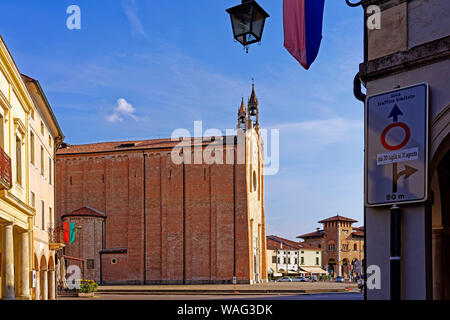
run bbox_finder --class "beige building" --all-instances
[297,215,364,279]
[266,235,324,279]
[22,74,64,300]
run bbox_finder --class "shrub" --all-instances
[79,279,98,293]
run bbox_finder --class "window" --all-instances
[87,259,95,270]
[342,244,349,251]
[111,258,117,265]
[40,121,44,135]
[328,244,335,251]
[354,243,358,251]
[343,229,348,235]
[295,258,298,264]
[40,146,44,176]
[49,136,52,148]
[316,257,319,265]
[49,207,53,228]
[31,191,36,225]
[16,136,22,185]
[300,257,304,265]
[49,156,52,184]
[318,244,321,248]
[30,131,35,165]
[277,257,280,264]
[272,256,276,263]
[41,200,45,231]
[0,114,4,150]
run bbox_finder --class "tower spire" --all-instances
[248,83,259,128]
[237,97,247,130]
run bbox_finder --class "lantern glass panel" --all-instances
[230,5,253,37]
[251,9,266,40]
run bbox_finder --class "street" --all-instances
[60,292,363,300]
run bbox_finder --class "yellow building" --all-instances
[0,36,64,300]
[0,35,35,299]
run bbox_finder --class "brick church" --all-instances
[55,85,268,284]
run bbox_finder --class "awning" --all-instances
[273,273,283,277]
[300,267,327,274]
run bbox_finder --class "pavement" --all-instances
[95,281,359,296]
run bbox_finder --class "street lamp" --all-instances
[226,0,269,52]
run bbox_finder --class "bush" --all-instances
[79,279,98,293]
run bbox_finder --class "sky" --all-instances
[0,0,365,240]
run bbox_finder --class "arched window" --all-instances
[354,243,358,251]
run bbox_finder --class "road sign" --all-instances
[365,83,428,206]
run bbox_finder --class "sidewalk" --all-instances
[97,282,359,295]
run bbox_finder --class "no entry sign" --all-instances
[365,83,429,206]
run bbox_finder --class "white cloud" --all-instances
[122,0,147,36]
[107,98,138,122]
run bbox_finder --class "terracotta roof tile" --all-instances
[296,230,324,239]
[318,215,358,224]
[267,235,321,251]
[57,136,235,155]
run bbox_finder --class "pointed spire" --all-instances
[248,83,258,106]
[239,97,246,114]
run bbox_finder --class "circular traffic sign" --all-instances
[381,122,410,151]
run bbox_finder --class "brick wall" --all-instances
[56,140,262,284]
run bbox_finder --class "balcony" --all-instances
[0,147,12,190]
[48,225,66,251]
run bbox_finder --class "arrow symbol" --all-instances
[388,104,404,122]
[392,163,418,193]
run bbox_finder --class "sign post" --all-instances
[365,83,429,300]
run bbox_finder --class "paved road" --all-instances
[60,292,363,300]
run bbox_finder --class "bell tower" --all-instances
[247,83,259,129]
[237,97,247,130]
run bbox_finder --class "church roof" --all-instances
[57,136,236,155]
[62,206,106,219]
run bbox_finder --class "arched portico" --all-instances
[430,116,450,299]
[39,255,48,300]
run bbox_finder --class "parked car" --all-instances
[292,276,307,282]
[277,276,292,282]
[335,276,344,282]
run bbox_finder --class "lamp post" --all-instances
[226,0,269,53]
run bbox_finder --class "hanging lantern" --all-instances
[226,0,269,48]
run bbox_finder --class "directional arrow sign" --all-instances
[365,83,429,206]
[388,104,403,122]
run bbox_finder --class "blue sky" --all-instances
[0,0,365,240]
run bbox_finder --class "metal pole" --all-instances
[390,204,401,300]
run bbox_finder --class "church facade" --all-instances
[55,86,267,284]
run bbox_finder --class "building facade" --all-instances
[0,36,64,300]
[352,0,450,300]
[22,75,64,300]
[55,86,267,284]
[297,215,364,279]
[266,235,324,279]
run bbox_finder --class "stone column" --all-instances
[1,223,15,300]
[18,231,30,299]
[40,270,48,300]
[48,270,56,300]
[34,270,40,300]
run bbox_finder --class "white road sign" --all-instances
[365,83,428,206]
